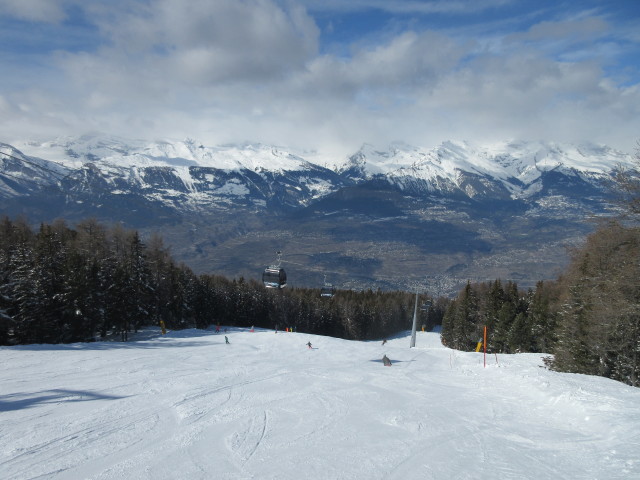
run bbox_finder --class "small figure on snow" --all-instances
[382,339,387,346]
[225,336,230,344]
[382,354,392,366]
[307,341,312,349]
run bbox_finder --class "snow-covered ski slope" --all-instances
[1,328,639,480]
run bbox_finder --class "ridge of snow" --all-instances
[337,139,633,200]
[13,135,633,179]
[15,135,315,173]
[348,139,632,181]
[7,136,634,203]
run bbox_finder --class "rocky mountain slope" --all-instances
[0,135,632,294]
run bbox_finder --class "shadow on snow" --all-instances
[0,389,127,412]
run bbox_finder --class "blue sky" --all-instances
[0,0,639,156]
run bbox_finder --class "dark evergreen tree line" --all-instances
[440,221,640,387]
[0,216,442,345]
[440,279,560,355]
[548,221,640,387]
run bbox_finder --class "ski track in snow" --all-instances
[1,328,639,480]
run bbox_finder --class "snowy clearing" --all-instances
[1,328,639,480]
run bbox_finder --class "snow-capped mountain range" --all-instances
[0,135,631,209]
[341,140,630,200]
[0,134,634,292]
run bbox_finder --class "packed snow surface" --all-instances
[2,328,639,480]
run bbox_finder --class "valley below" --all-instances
[0,137,627,295]
[145,192,598,295]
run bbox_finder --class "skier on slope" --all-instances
[307,341,312,349]
[382,355,392,366]
[382,339,387,346]
[225,336,230,344]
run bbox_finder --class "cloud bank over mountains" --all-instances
[0,0,639,156]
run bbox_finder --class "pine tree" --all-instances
[61,251,101,342]
[442,282,479,351]
[550,222,640,383]
[13,224,68,343]
[528,281,559,353]
[125,232,154,333]
[507,312,535,352]
[553,283,599,375]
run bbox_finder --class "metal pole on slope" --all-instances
[483,325,487,368]
[410,290,419,348]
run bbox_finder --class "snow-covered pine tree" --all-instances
[442,281,479,351]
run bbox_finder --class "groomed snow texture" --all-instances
[2,328,639,479]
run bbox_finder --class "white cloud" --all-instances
[0,0,71,23]
[506,17,609,44]
[91,0,319,84]
[290,0,513,15]
[0,0,639,156]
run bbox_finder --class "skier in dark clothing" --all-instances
[307,341,312,349]
[382,339,387,346]
[382,354,392,366]
[225,336,230,344]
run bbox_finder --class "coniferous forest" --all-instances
[0,216,443,346]
[440,220,640,387]
[1,213,639,387]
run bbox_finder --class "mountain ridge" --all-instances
[0,135,633,293]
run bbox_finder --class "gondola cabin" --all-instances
[320,285,336,297]
[262,266,287,289]
[320,274,335,297]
